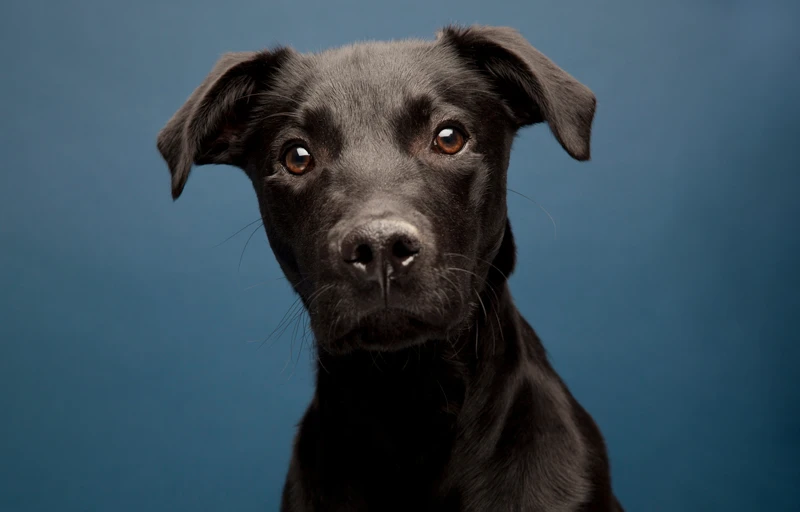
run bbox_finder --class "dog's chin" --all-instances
[316,308,455,354]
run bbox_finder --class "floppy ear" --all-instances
[156,49,292,199]
[437,25,596,161]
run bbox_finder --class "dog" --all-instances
[157,25,623,511]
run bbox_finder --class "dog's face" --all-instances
[157,26,595,353]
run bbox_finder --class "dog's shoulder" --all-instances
[442,316,596,511]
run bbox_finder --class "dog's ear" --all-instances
[437,25,596,161]
[156,49,292,199]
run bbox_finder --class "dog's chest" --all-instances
[296,406,459,510]
[295,366,466,509]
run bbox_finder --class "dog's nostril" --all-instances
[340,220,423,279]
[351,243,374,265]
[391,237,420,262]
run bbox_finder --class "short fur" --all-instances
[156,25,623,511]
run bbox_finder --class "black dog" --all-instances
[157,25,623,511]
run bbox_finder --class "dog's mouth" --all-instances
[304,263,477,353]
[320,305,453,353]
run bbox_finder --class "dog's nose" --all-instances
[340,219,421,282]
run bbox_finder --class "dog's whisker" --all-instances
[273,307,306,354]
[290,309,303,357]
[241,275,289,291]
[257,295,305,350]
[368,346,382,371]
[471,286,490,360]
[285,311,309,381]
[275,285,332,357]
[474,318,480,359]
[239,91,303,105]
[211,217,264,248]
[492,304,505,357]
[305,284,334,311]
[436,379,449,410]
[508,187,557,240]
[237,223,264,276]
[445,266,502,308]
[288,271,323,295]
[261,111,304,122]
[277,306,308,375]
[245,278,283,291]
[439,271,466,305]
[401,352,412,371]
[444,252,510,283]
[315,351,330,375]
[327,298,345,342]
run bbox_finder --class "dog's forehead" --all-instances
[301,40,454,120]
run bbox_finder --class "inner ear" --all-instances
[187,67,264,168]
[483,51,547,126]
[197,97,256,167]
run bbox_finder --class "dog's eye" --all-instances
[433,127,467,155]
[283,145,315,175]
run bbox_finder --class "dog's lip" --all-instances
[333,306,435,336]
[358,306,432,325]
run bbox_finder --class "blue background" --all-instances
[1,0,798,510]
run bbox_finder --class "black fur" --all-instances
[156,25,622,511]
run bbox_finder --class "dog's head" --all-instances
[157,25,595,353]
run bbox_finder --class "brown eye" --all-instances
[433,127,466,155]
[283,145,314,175]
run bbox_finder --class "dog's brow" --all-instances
[404,96,435,122]
[391,95,435,150]
[301,106,344,157]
